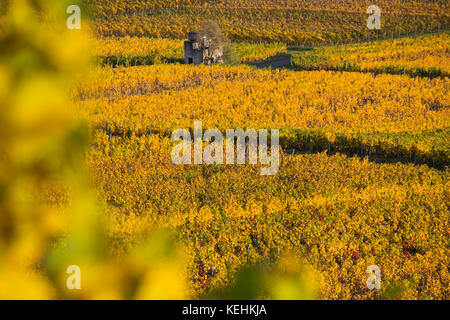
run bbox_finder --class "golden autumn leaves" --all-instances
[1,0,448,301]
[89,0,449,44]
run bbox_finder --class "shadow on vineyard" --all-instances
[291,63,446,79]
[95,126,449,170]
[98,54,185,67]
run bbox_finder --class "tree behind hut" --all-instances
[199,21,240,65]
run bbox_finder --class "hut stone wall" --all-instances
[184,31,223,65]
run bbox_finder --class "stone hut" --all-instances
[184,31,224,65]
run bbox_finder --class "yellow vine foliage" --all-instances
[294,32,450,77]
[74,64,449,135]
[84,132,449,299]
[0,0,319,300]
[88,0,449,44]
[0,0,93,298]
[2,0,448,301]
[0,0,191,300]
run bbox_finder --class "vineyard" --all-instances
[74,65,449,168]
[79,133,448,299]
[70,58,449,298]
[87,0,450,45]
[1,0,448,300]
[95,37,287,66]
[93,32,450,80]
[75,0,450,295]
[292,32,450,78]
